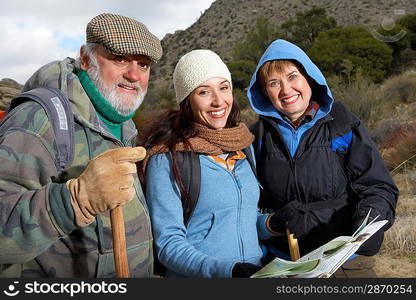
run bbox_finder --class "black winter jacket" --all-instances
[251,103,399,255]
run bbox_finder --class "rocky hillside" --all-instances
[3,0,416,107]
[150,0,416,91]
[0,79,23,110]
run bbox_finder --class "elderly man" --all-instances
[0,13,162,277]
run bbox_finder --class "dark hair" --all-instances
[138,98,241,204]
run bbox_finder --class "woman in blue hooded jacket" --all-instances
[140,50,274,278]
[247,39,398,277]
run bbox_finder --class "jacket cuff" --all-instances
[257,213,280,240]
[49,183,78,234]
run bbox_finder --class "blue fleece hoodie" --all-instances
[146,151,272,278]
[247,39,334,157]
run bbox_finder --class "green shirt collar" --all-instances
[77,69,135,124]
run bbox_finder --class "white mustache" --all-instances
[86,60,146,115]
[116,80,141,91]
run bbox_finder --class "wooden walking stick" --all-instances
[110,146,147,278]
[287,229,300,261]
[111,206,130,278]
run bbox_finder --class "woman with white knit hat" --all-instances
[139,50,274,278]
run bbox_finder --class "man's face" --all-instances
[80,45,151,116]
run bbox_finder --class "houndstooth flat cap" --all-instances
[86,13,162,63]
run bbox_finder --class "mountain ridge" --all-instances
[2,0,416,104]
[151,0,416,91]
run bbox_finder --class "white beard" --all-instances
[86,60,147,116]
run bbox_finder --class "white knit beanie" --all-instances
[173,49,232,104]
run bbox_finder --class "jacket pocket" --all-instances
[96,239,153,278]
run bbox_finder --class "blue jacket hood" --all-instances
[247,39,334,119]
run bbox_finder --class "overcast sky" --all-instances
[0,0,215,84]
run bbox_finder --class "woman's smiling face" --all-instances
[265,63,312,123]
[189,77,233,129]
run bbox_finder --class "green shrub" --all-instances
[233,88,249,109]
[279,7,336,51]
[228,60,257,90]
[308,26,393,83]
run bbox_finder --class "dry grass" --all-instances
[382,125,416,172]
[380,70,416,104]
[374,253,416,277]
[240,107,258,127]
[381,214,416,256]
[392,171,416,206]
[376,110,416,277]
[327,72,382,128]
[374,170,416,277]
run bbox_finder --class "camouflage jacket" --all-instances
[0,58,153,277]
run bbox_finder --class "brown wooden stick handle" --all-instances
[110,206,130,278]
[286,229,300,261]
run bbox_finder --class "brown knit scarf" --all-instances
[143,122,254,169]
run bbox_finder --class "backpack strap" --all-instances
[242,146,257,179]
[10,87,75,172]
[176,151,201,227]
[176,147,258,227]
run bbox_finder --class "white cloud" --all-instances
[0,0,215,83]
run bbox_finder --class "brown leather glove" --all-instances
[66,146,146,227]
